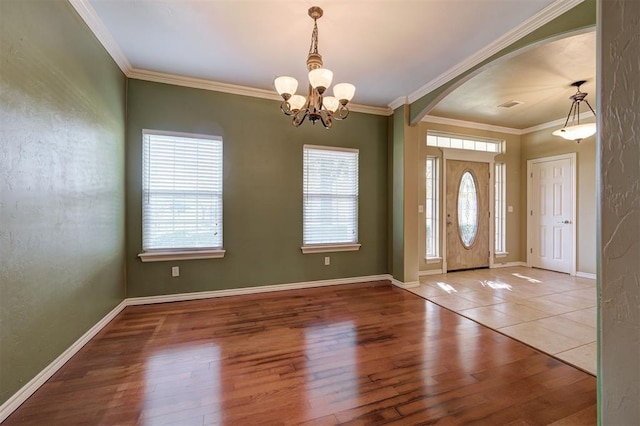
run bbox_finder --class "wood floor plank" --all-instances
[5,281,596,425]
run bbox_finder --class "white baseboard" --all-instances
[127,274,391,305]
[576,271,597,280]
[419,269,444,276]
[0,300,128,423]
[390,278,420,289]
[490,261,527,269]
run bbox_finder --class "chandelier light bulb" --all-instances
[322,96,339,113]
[333,83,356,103]
[274,76,298,98]
[308,68,333,92]
[288,95,307,111]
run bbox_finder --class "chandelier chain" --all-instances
[309,20,319,55]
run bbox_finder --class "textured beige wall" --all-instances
[416,122,522,272]
[598,0,640,423]
[520,124,597,275]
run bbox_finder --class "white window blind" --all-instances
[426,156,439,258]
[303,146,359,246]
[495,162,506,253]
[142,131,223,251]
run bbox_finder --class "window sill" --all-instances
[495,252,509,258]
[301,244,361,254]
[425,256,442,264]
[138,249,226,262]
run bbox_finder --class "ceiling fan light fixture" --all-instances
[274,6,355,129]
[553,80,596,143]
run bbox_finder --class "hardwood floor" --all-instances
[5,281,596,425]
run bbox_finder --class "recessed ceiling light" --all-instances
[497,100,524,108]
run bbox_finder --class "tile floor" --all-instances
[407,266,597,375]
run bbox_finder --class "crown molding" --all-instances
[421,115,522,135]
[422,110,595,136]
[521,111,593,134]
[388,96,408,111]
[128,69,391,116]
[406,0,585,104]
[67,0,131,73]
[128,68,280,100]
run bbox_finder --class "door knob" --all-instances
[558,220,572,224]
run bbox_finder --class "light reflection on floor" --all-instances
[410,266,597,375]
[436,282,458,293]
[304,321,357,420]
[512,273,542,283]
[142,344,221,425]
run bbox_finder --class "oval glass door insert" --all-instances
[458,171,478,247]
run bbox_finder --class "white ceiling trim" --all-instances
[388,97,408,111]
[521,111,593,134]
[128,69,392,116]
[67,0,131,73]
[421,115,521,135]
[406,0,585,105]
[423,111,595,136]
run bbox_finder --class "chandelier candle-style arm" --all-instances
[274,6,355,129]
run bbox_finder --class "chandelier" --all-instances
[552,80,596,143]
[274,6,355,129]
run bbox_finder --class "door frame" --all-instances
[526,153,577,275]
[442,149,499,273]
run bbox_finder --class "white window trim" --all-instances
[494,162,507,254]
[301,243,361,254]
[425,156,440,259]
[139,130,224,260]
[302,144,360,251]
[139,249,226,263]
[427,131,505,154]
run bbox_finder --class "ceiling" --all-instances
[430,30,596,129]
[84,0,594,128]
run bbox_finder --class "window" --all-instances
[139,131,224,262]
[495,162,507,254]
[458,171,479,248]
[425,157,440,259]
[427,132,504,153]
[302,145,360,253]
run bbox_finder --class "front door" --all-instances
[446,160,490,271]
[530,157,574,274]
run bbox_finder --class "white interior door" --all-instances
[529,156,575,274]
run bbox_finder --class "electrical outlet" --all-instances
[508,205,514,213]
[171,266,179,277]
[418,205,424,213]
[324,256,330,266]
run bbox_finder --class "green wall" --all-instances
[125,79,388,297]
[0,0,126,404]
